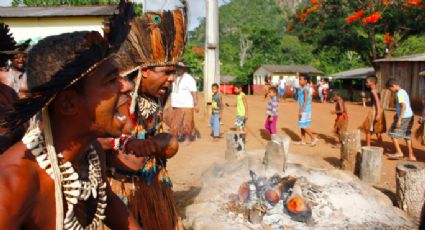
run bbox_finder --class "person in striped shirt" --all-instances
[265,86,279,136]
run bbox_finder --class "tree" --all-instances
[290,0,425,67]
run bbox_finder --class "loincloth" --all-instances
[107,169,183,230]
[360,109,386,134]
[334,113,348,135]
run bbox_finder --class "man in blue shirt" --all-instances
[386,78,416,161]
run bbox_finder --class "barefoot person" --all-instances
[385,79,416,161]
[416,92,425,145]
[331,91,348,147]
[295,74,318,146]
[360,76,386,148]
[0,5,143,228]
[226,85,248,133]
[265,86,279,137]
[99,6,187,230]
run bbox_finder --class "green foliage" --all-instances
[393,34,425,57]
[181,45,204,79]
[290,0,425,65]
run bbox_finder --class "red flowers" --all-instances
[310,0,318,3]
[346,9,365,23]
[361,12,381,24]
[384,33,394,45]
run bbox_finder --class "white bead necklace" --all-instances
[22,128,107,230]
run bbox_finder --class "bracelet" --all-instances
[121,136,135,153]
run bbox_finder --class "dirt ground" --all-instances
[167,94,425,216]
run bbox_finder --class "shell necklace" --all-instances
[136,96,159,119]
[22,128,107,230]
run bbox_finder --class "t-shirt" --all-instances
[211,93,221,114]
[293,78,300,89]
[237,92,246,116]
[266,96,278,116]
[395,89,413,118]
[171,73,197,108]
[279,79,286,89]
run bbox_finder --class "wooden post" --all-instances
[396,161,425,220]
[225,131,246,161]
[359,146,383,184]
[340,130,361,175]
[263,134,290,172]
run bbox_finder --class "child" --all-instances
[386,78,415,161]
[226,85,248,133]
[360,76,386,148]
[295,74,318,146]
[210,83,223,141]
[331,91,348,147]
[265,87,279,136]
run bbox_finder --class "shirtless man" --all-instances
[0,26,142,230]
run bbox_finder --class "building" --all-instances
[330,67,375,101]
[375,53,425,110]
[252,64,323,95]
[0,6,116,43]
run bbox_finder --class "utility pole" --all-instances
[204,0,220,112]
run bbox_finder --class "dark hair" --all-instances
[212,83,219,88]
[234,84,243,89]
[366,75,377,84]
[386,78,399,88]
[300,74,311,82]
[269,86,277,94]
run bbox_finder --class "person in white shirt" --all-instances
[166,62,198,142]
[278,78,286,101]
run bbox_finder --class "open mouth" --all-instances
[159,86,168,94]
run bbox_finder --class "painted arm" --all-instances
[95,142,143,230]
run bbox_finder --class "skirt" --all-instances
[107,171,183,230]
[334,113,348,135]
[360,109,386,134]
[165,107,196,141]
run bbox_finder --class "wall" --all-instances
[0,16,107,42]
[377,61,425,110]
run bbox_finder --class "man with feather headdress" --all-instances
[0,1,144,229]
[100,2,188,229]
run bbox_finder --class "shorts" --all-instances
[235,116,246,128]
[389,116,414,140]
[334,114,348,135]
[298,112,311,128]
[278,87,285,97]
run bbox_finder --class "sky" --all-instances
[0,0,227,30]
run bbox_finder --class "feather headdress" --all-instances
[115,3,188,75]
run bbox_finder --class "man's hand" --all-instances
[396,119,401,128]
[125,133,179,159]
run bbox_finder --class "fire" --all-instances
[287,195,307,213]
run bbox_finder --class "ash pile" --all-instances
[183,150,417,230]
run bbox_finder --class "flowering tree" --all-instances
[289,0,425,67]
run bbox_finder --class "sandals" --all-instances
[310,138,319,147]
[293,141,307,145]
[386,153,404,160]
